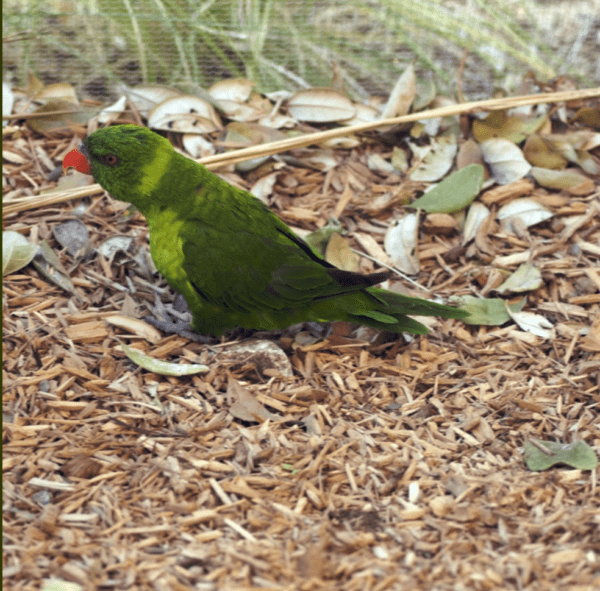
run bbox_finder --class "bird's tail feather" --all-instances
[346,288,468,334]
[368,288,468,318]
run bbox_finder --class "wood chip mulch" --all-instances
[3,123,599,591]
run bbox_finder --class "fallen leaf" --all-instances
[182,134,215,158]
[530,166,594,192]
[27,99,96,133]
[344,102,380,125]
[3,82,14,126]
[148,95,222,133]
[379,64,416,119]
[127,84,181,117]
[304,220,343,256]
[33,82,78,103]
[98,236,134,261]
[325,233,359,272]
[473,110,545,144]
[422,213,457,235]
[523,134,568,169]
[525,440,598,471]
[250,171,279,203]
[506,306,554,338]
[32,240,79,298]
[456,138,485,169]
[105,316,162,344]
[228,378,280,422]
[410,164,483,213]
[287,88,355,122]
[224,122,285,171]
[121,342,209,376]
[497,197,553,229]
[367,153,396,174]
[452,295,525,326]
[391,146,409,173]
[480,138,531,184]
[97,95,127,125]
[572,106,600,129]
[384,212,420,274]
[42,580,83,591]
[2,231,39,276]
[53,220,90,257]
[496,263,543,294]
[409,135,458,182]
[463,202,491,245]
[209,77,255,103]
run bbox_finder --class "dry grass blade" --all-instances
[200,88,600,167]
[3,88,599,216]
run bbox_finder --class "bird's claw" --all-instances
[141,316,217,344]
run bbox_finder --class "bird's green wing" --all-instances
[178,206,378,315]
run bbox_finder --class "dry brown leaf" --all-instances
[228,378,281,422]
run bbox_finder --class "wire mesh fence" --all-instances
[3,0,599,102]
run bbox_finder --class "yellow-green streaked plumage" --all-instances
[75,124,468,336]
[138,148,171,197]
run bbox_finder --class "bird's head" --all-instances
[62,124,174,208]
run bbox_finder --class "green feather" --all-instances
[77,125,468,337]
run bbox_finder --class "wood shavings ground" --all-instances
[3,122,599,591]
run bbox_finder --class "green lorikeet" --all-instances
[63,124,467,337]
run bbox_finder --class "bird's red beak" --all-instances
[62,148,92,175]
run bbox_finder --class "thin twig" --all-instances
[3,87,599,216]
[529,438,555,456]
[350,248,429,292]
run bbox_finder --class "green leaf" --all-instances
[410,164,484,213]
[42,580,83,591]
[282,463,299,475]
[121,342,209,376]
[2,231,38,276]
[451,295,525,326]
[303,219,343,256]
[524,440,599,471]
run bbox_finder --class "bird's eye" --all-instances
[102,154,119,166]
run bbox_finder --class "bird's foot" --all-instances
[141,316,218,343]
[253,322,331,343]
[222,326,261,341]
[145,297,217,342]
